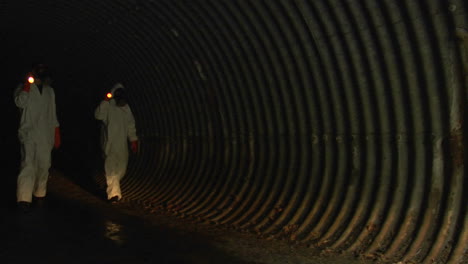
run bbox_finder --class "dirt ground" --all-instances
[2,172,376,264]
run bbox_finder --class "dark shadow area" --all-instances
[51,72,107,191]
[0,73,22,211]
[51,113,107,200]
[0,186,250,264]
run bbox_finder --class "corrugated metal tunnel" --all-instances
[1,1,467,263]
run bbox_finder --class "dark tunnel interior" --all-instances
[1,1,468,263]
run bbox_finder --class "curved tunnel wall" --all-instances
[1,1,467,263]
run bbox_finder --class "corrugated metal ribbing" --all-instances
[110,1,467,263]
[102,1,466,263]
[2,0,466,263]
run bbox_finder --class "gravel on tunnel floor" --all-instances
[0,170,375,264]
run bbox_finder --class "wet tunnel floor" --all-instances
[0,172,374,264]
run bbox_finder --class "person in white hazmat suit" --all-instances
[95,83,138,203]
[14,64,61,212]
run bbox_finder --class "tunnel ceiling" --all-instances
[2,1,468,263]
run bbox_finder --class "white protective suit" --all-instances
[14,83,59,203]
[94,83,138,200]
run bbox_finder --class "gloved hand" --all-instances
[131,140,138,153]
[23,73,33,92]
[54,127,61,149]
[105,92,113,101]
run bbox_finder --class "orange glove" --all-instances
[54,127,61,149]
[23,82,31,92]
[23,73,34,92]
[131,140,138,153]
[105,92,113,101]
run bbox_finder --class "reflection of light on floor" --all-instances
[104,221,125,246]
